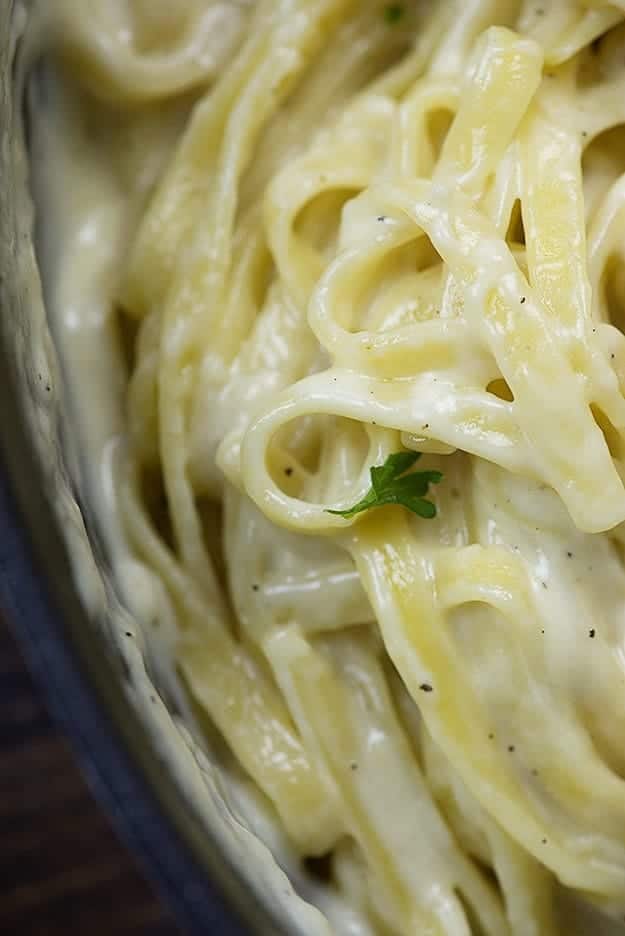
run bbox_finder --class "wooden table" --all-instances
[0,614,178,935]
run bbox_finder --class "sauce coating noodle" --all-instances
[39,2,625,933]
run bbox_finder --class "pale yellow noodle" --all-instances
[48,2,625,933]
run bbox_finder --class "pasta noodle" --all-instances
[41,0,625,932]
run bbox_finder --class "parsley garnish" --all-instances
[327,451,442,520]
[384,4,404,24]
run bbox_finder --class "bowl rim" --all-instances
[0,11,287,926]
[0,426,257,936]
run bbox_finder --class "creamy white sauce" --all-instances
[28,60,372,936]
[21,3,625,932]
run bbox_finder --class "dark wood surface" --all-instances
[0,614,178,935]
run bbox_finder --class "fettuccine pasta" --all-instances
[41,1,625,932]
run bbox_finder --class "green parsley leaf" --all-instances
[327,451,442,521]
[384,4,404,25]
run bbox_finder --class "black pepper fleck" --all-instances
[566,551,573,558]
[284,467,293,476]
[383,3,404,23]
[252,584,259,592]
[520,296,526,304]
[508,745,515,753]
[125,632,132,637]
[419,683,433,693]
[589,628,595,638]
[350,761,358,770]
